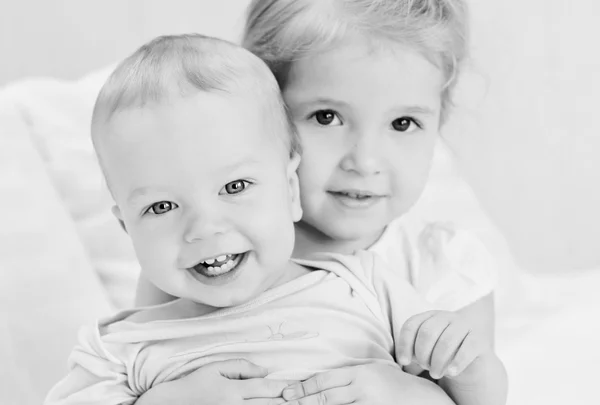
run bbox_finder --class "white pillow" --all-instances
[2,68,139,309]
[0,93,113,404]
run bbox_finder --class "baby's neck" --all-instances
[293,223,384,259]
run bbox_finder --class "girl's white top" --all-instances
[369,214,498,310]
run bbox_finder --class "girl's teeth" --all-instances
[205,258,215,265]
[217,255,227,262]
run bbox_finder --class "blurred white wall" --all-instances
[446,0,600,272]
[0,0,249,85]
[1,0,598,273]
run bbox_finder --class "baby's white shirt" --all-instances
[44,252,429,405]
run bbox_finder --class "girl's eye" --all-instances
[147,201,178,215]
[222,180,250,195]
[391,117,421,133]
[311,110,342,126]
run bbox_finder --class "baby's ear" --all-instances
[111,205,128,233]
[287,153,303,222]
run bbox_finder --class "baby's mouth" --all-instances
[192,253,245,277]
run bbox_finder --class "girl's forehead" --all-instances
[285,37,444,95]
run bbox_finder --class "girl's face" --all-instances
[283,35,444,253]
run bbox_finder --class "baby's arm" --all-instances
[136,359,291,405]
[135,274,176,307]
[360,250,507,405]
[44,328,137,405]
[457,292,495,346]
[45,365,135,405]
[398,310,508,405]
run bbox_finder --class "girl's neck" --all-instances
[293,221,384,259]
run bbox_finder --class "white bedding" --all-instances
[497,270,600,403]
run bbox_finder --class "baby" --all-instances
[44,34,462,405]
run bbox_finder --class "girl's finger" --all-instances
[212,358,270,380]
[245,398,287,405]
[282,369,352,401]
[241,378,294,399]
[284,386,357,405]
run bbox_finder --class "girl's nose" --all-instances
[339,134,383,176]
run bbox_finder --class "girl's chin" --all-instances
[296,220,387,253]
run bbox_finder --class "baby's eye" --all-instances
[310,110,342,126]
[146,201,178,215]
[221,180,251,195]
[391,117,421,133]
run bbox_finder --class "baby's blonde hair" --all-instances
[93,33,300,155]
[243,0,469,123]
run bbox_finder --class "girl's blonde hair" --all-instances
[243,0,469,122]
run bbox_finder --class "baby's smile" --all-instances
[190,252,248,280]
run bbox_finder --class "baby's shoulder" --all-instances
[99,299,211,336]
[126,299,214,323]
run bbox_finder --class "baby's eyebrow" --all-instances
[220,156,264,172]
[127,187,170,205]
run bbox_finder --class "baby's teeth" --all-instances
[205,258,215,265]
[207,266,215,271]
[217,255,227,262]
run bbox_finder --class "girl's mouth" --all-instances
[328,190,386,209]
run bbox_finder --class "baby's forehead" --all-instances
[97,96,286,158]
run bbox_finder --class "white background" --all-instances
[1,0,598,273]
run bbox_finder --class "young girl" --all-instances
[137,0,506,403]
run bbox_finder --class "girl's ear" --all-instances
[287,153,303,222]
[111,205,127,233]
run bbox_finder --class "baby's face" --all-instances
[99,91,302,307]
[283,34,443,249]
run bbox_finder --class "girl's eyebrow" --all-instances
[294,97,350,109]
[394,105,437,116]
[292,97,435,116]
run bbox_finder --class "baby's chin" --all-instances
[191,281,275,309]
[185,291,258,309]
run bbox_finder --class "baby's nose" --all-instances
[183,211,227,243]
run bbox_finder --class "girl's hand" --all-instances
[281,363,453,405]
[136,359,293,405]
[398,310,490,381]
